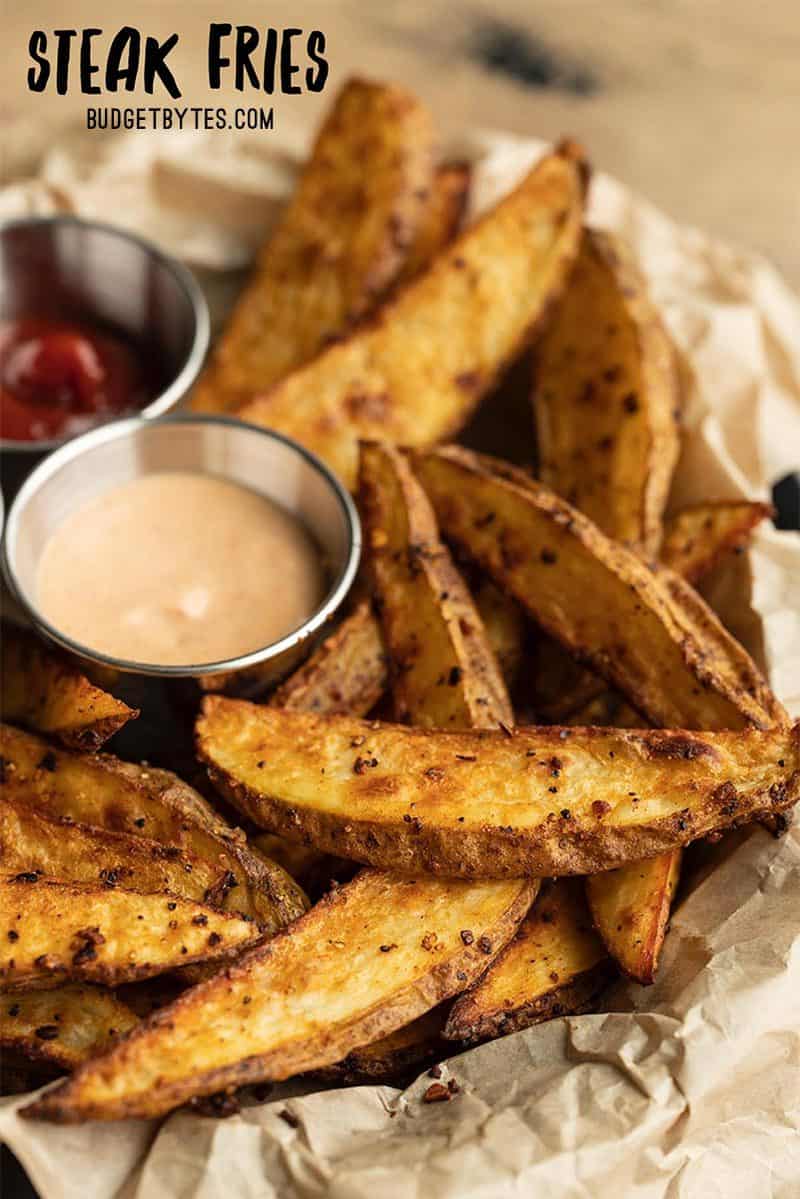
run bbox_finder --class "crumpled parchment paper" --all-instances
[1,126,799,1199]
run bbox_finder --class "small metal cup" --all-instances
[0,216,210,496]
[3,415,361,694]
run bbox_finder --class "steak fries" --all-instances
[236,142,588,488]
[198,701,799,878]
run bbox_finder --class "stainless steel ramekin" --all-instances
[0,216,210,494]
[2,416,361,688]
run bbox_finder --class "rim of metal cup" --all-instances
[0,215,211,453]
[2,414,362,677]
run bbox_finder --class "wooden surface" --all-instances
[4,0,800,285]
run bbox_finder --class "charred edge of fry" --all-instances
[443,958,616,1045]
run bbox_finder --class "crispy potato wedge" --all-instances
[532,502,771,723]
[395,163,470,285]
[0,799,244,910]
[316,1004,449,1082]
[198,700,799,878]
[445,879,612,1043]
[0,877,260,990]
[25,870,534,1121]
[586,851,682,984]
[1,625,137,750]
[191,78,435,414]
[272,601,387,714]
[1,985,138,1071]
[532,229,680,554]
[413,447,785,731]
[0,725,307,931]
[359,441,513,728]
[661,500,773,583]
[236,143,588,489]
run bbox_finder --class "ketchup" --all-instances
[0,317,150,442]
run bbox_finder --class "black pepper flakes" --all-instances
[477,936,492,955]
[37,751,58,772]
[35,1025,60,1041]
[460,930,474,945]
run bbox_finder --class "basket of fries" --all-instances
[1,78,798,1198]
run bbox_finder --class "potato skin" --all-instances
[1,625,136,750]
[191,78,436,414]
[237,143,588,489]
[198,699,800,879]
[533,229,680,556]
[25,871,534,1122]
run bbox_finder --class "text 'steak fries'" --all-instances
[197,700,799,878]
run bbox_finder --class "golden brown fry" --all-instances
[473,579,526,691]
[412,447,785,731]
[236,143,588,489]
[316,1004,448,1082]
[272,601,387,714]
[198,699,799,878]
[533,500,771,723]
[359,441,513,728]
[586,851,682,985]
[0,799,242,910]
[1,625,137,750]
[1,985,138,1071]
[24,871,534,1121]
[532,229,680,555]
[661,500,773,583]
[445,879,612,1043]
[191,78,435,414]
[0,877,260,990]
[395,162,470,285]
[0,724,307,931]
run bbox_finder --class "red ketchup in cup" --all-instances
[0,317,150,442]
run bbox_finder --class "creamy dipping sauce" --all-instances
[36,471,326,666]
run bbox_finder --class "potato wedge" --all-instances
[412,448,785,731]
[25,870,534,1121]
[359,441,513,728]
[532,229,680,555]
[586,851,681,985]
[445,879,612,1043]
[533,500,772,723]
[0,878,260,989]
[316,1004,448,1082]
[1,985,138,1071]
[0,724,307,931]
[396,162,470,285]
[1,625,137,750]
[198,700,799,878]
[0,799,245,911]
[236,142,588,489]
[191,78,435,414]
[661,500,773,583]
[271,601,387,713]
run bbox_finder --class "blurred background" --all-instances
[4,0,800,285]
